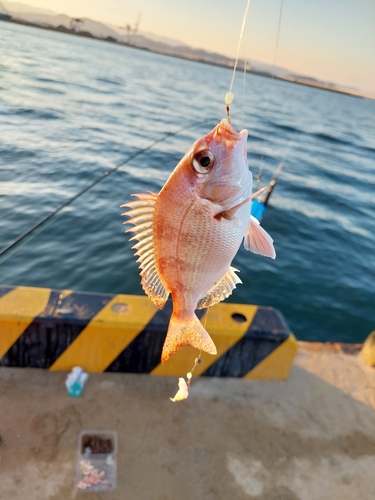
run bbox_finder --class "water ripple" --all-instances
[0,21,374,343]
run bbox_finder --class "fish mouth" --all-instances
[213,119,247,143]
[210,119,248,156]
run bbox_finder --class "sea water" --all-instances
[1,22,374,343]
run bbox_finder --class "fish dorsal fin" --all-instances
[244,215,276,259]
[196,266,242,309]
[121,192,170,309]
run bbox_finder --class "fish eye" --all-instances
[192,150,215,174]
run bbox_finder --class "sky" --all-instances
[5,0,375,93]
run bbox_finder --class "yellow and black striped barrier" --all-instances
[0,285,297,379]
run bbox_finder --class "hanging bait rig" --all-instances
[169,0,285,403]
[169,353,202,402]
[225,91,234,123]
[169,0,253,403]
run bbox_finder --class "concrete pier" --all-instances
[0,343,374,500]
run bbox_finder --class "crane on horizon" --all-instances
[119,13,141,46]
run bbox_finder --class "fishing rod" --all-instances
[0,118,214,264]
[251,161,284,222]
[262,161,284,206]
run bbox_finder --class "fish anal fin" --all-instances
[197,266,242,309]
[244,215,276,259]
[162,313,217,363]
[122,192,170,308]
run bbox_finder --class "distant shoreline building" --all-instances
[0,1,12,21]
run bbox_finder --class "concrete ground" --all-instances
[1,343,375,500]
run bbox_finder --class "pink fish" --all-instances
[122,119,275,363]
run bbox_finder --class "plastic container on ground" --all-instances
[65,366,89,397]
[75,430,118,492]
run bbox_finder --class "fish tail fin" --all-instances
[161,313,217,364]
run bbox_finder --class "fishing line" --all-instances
[225,0,252,121]
[254,0,287,193]
[202,307,209,330]
[0,213,63,267]
[225,0,288,199]
[241,23,248,129]
[186,354,202,389]
[272,0,284,80]
[228,0,252,95]
[0,118,214,266]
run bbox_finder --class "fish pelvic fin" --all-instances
[244,215,276,259]
[161,313,217,364]
[122,192,170,309]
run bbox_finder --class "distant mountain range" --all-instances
[2,1,372,99]
[0,1,300,75]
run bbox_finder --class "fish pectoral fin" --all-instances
[244,215,276,259]
[122,192,170,309]
[162,313,217,364]
[197,267,242,309]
